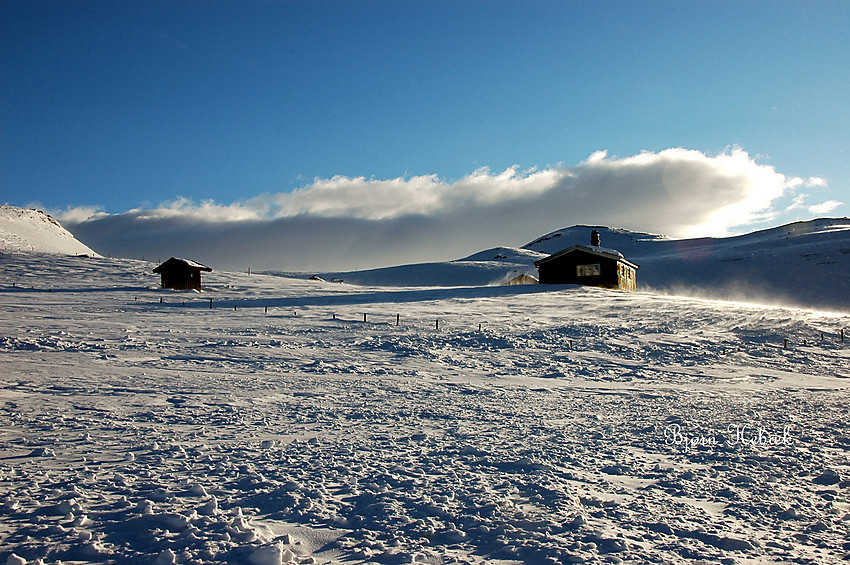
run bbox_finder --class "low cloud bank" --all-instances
[62,148,836,271]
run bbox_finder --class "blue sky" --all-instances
[1,1,849,268]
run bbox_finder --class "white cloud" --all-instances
[129,197,267,222]
[272,174,448,219]
[781,176,837,215]
[54,206,108,224]
[786,194,807,211]
[808,200,843,214]
[61,148,826,271]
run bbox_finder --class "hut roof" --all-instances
[534,245,639,270]
[153,257,213,273]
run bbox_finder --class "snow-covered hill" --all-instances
[526,220,850,312]
[316,246,546,288]
[1,251,848,564]
[0,205,98,256]
[2,204,846,311]
[319,218,850,313]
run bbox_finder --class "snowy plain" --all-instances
[1,207,849,564]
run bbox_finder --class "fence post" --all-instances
[363,313,367,322]
[210,298,213,310]
[396,313,400,326]
[436,319,439,330]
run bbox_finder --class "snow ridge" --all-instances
[0,205,98,256]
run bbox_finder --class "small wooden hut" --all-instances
[534,230,638,291]
[153,257,212,291]
[503,273,539,286]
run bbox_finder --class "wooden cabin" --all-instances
[534,230,638,291]
[153,257,212,291]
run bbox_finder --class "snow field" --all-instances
[1,252,849,564]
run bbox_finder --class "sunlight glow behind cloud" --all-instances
[61,148,831,271]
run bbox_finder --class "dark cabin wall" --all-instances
[538,250,621,287]
[159,268,203,291]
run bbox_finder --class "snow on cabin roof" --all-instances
[153,257,212,273]
[534,245,639,269]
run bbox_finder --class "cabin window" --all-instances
[576,264,601,277]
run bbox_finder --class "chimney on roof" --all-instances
[591,229,601,247]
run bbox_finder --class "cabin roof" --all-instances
[534,245,639,269]
[153,257,213,273]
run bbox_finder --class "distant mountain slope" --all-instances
[0,205,98,256]
[630,219,850,311]
[316,218,850,312]
[523,225,667,257]
[317,247,546,287]
[531,220,850,311]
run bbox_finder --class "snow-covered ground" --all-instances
[1,251,849,565]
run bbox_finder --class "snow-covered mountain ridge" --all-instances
[0,205,97,256]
